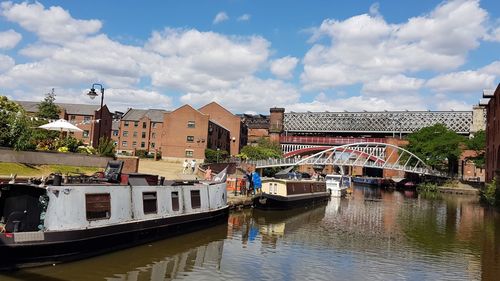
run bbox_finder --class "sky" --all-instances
[0,0,499,114]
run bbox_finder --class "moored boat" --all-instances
[0,168,229,270]
[325,174,352,197]
[252,178,330,210]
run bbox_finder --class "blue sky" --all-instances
[0,0,499,113]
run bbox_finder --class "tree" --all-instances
[466,130,486,168]
[37,88,60,120]
[0,96,33,149]
[405,123,464,174]
[240,138,282,160]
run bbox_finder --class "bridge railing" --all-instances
[280,136,386,145]
[246,158,448,177]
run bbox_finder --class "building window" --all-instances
[142,132,146,138]
[172,191,179,211]
[185,150,193,158]
[122,141,128,147]
[83,130,89,138]
[191,190,201,209]
[84,116,91,123]
[151,132,156,139]
[187,121,195,128]
[86,193,111,220]
[112,130,119,136]
[132,141,137,147]
[124,121,129,127]
[151,142,155,148]
[142,122,147,129]
[141,142,145,148]
[133,131,137,138]
[143,192,157,214]
[134,121,138,127]
[123,131,129,137]
[152,122,157,128]
[187,136,194,142]
[70,115,75,121]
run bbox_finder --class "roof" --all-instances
[122,108,168,122]
[16,101,101,116]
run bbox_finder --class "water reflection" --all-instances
[3,186,500,280]
[2,225,227,281]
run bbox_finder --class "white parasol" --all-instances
[38,119,83,133]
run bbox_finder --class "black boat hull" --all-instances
[252,192,330,210]
[0,207,229,270]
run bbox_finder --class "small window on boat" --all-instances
[143,192,157,214]
[86,193,111,220]
[172,191,179,211]
[191,190,201,209]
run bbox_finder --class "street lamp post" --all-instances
[216,148,220,163]
[87,83,104,147]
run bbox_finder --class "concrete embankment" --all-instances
[437,186,479,195]
[227,194,253,210]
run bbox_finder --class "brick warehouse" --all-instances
[483,83,500,182]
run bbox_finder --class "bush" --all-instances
[416,182,438,193]
[77,146,96,155]
[135,149,149,158]
[205,148,229,163]
[97,137,115,157]
[481,178,498,206]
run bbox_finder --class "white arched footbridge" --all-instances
[247,142,447,177]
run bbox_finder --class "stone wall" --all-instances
[0,147,111,167]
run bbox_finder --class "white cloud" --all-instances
[0,29,21,49]
[434,98,472,111]
[426,70,495,93]
[270,56,299,79]
[179,77,299,113]
[484,26,500,41]
[146,28,270,92]
[286,94,426,112]
[362,75,425,95]
[0,54,14,72]
[1,2,101,44]
[213,11,229,24]
[302,0,489,91]
[237,14,251,21]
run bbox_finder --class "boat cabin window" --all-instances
[172,191,179,211]
[143,192,157,214]
[190,190,201,209]
[86,193,111,220]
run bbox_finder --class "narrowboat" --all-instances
[0,166,229,270]
[325,174,351,197]
[252,178,330,210]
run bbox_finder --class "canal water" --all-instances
[3,185,500,281]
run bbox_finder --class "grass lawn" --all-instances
[0,162,100,177]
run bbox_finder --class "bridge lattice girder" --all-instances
[284,111,472,134]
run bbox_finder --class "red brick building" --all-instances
[198,102,247,156]
[17,101,112,147]
[483,83,500,182]
[117,109,168,154]
[160,105,230,161]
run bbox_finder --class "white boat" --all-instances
[0,164,229,270]
[325,174,351,197]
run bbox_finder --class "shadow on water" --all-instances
[1,224,228,281]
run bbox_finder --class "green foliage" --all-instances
[205,148,229,163]
[135,149,149,158]
[465,130,486,168]
[37,89,60,120]
[416,182,440,200]
[481,177,498,206]
[96,137,116,157]
[404,124,464,172]
[240,138,282,160]
[0,96,30,149]
[55,136,83,153]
